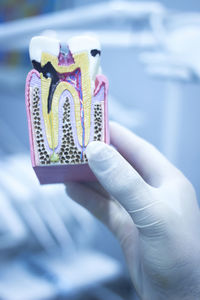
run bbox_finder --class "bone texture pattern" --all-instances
[25,35,109,184]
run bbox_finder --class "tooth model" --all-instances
[25,35,109,184]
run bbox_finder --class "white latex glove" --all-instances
[66,121,200,300]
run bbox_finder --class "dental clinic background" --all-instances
[0,0,200,299]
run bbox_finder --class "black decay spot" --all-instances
[90,49,101,57]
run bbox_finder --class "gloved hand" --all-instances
[66,121,200,300]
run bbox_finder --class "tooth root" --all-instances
[51,81,83,146]
[40,74,54,149]
[73,52,92,146]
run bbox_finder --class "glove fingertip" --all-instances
[86,141,113,162]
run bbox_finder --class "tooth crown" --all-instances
[25,35,109,173]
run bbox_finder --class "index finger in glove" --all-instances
[85,142,159,222]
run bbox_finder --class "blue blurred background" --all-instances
[0,0,200,299]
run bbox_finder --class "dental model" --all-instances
[25,35,109,184]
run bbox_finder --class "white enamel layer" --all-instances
[29,36,60,63]
[29,35,101,91]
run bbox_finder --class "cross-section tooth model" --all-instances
[25,35,109,184]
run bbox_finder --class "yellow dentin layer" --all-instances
[40,51,92,149]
